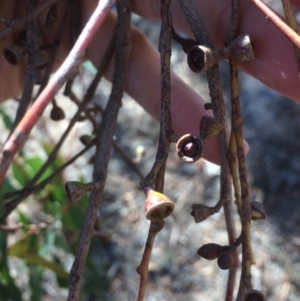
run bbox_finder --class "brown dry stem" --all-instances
[225,3,242,299]
[251,0,300,50]
[0,140,95,223]
[0,0,116,191]
[281,0,300,70]
[136,221,165,301]
[0,0,59,42]
[177,1,237,300]
[141,0,174,192]
[67,1,131,300]
[231,59,253,299]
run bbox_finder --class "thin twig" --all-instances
[228,133,242,217]
[251,0,300,50]
[136,221,165,301]
[231,59,253,299]
[9,77,34,134]
[176,0,236,241]
[0,0,59,42]
[67,1,131,300]
[225,2,242,299]
[0,141,95,223]
[27,32,115,190]
[177,1,238,300]
[112,142,144,180]
[0,0,116,191]
[37,0,72,95]
[141,0,174,192]
[281,0,300,70]
[0,17,12,26]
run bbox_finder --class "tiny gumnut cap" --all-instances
[191,204,215,223]
[50,106,65,121]
[65,181,87,203]
[144,187,175,222]
[251,201,267,220]
[199,115,223,142]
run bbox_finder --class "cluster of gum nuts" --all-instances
[198,243,265,301]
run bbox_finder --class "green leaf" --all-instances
[0,233,22,300]
[11,161,28,187]
[24,157,54,183]
[0,107,13,129]
[8,233,68,279]
[22,254,68,279]
[0,178,17,214]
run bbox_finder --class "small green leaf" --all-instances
[0,107,13,129]
[11,161,28,187]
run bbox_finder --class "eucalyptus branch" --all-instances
[135,2,174,300]
[230,58,253,299]
[251,0,300,49]
[67,1,131,299]
[0,0,116,191]
[225,3,242,300]
[228,133,242,217]
[0,141,95,223]
[0,0,59,42]
[141,0,174,192]
[29,33,115,187]
[177,2,238,301]
[136,221,165,301]
[281,0,300,70]
[176,0,235,242]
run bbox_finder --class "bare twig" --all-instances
[136,221,165,301]
[0,0,59,42]
[231,59,253,299]
[136,2,173,299]
[0,141,95,222]
[27,31,115,190]
[228,133,242,217]
[177,1,238,300]
[141,0,174,192]
[38,0,72,95]
[225,3,243,299]
[251,0,300,50]
[281,0,300,70]
[177,0,236,244]
[67,1,131,299]
[0,0,116,191]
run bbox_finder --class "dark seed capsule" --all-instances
[50,106,65,121]
[182,142,198,158]
[217,249,237,270]
[191,50,205,70]
[176,134,203,163]
[243,289,265,301]
[197,243,223,260]
[204,103,212,110]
